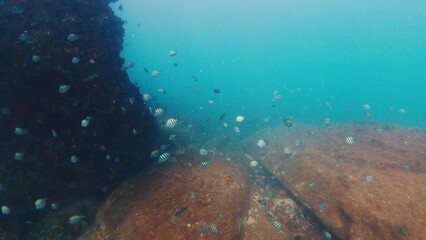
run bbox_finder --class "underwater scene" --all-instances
[0,0,425,239]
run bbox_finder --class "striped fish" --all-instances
[174,207,187,216]
[208,224,219,233]
[307,181,318,189]
[5,5,24,14]
[58,84,70,94]
[200,160,210,167]
[257,198,266,206]
[67,33,80,42]
[270,220,282,230]
[287,207,298,216]
[158,152,170,163]
[398,226,408,238]
[366,175,374,183]
[400,164,411,171]
[150,149,160,158]
[319,203,327,209]
[344,136,355,144]
[14,127,28,135]
[168,134,177,141]
[375,127,383,134]
[35,198,47,210]
[153,108,165,117]
[68,215,84,224]
[165,118,178,128]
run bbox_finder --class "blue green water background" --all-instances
[110,0,426,135]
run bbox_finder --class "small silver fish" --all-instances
[209,224,219,233]
[67,33,80,42]
[14,127,28,135]
[307,181,318,189]
[0,108,10,115]
[35,198,47,210]
[1,206,11,215]
[18,32,31,41]
[121,62,134,71]
[375,128,383,134]
[270,220,282,230]
[71,57,80,64]
[68,215,84,224]
[58,85,70,94]
[51,203,60,210]
[344,136,355,144]
[81,118,90,128]
[70,155,79,163]
[150,149,160,158]
[151,70,160,77]
[52,129,58,137]
[169,134,177,141]
[5,5,24,14]
[14,152,24,160]
[32,55,41,62]
[128,97,135,105]
[201,160,210,167]
[142,93,152,101]
[165,118,178,128]
[154,108,165,117]
[158,152,171,163]
[157,88,166,94]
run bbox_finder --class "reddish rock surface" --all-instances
[242,162,324,240]
[79,150,250,240]
[245,122,426,240]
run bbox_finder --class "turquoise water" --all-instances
[111,0,426,134]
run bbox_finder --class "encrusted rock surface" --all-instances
[79,149,250,240]
[0,0,157,237]
[245,122,426,240]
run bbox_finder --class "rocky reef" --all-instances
[245,122,426,240]
[0,0,157,238]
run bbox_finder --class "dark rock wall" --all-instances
[0,0,157,237]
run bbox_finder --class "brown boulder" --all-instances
[245,122,426,240]
[79,150,250,240]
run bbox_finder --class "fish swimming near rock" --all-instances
[200,160,210,167]
[14,127,28,135]
[153,108,165,117]
[174,207,187,216]
[165,118,178,128]
[151,70,160,77]
[35,198,47,210]
[270,220,282,230]
[67,33,80,42]
[59,85,70,94]
[307,181,318,189]
[158,152,171,163]
[68,215,85,224]
[5,5,24,15]
[1,206,11,215]
[208,224,219,233]
[398,226,408,238]
[344,136,355,144]
[150,149,160,158]
[284,118,293,127]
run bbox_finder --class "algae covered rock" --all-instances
[79,151,250,240]
[246,122,426,240]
